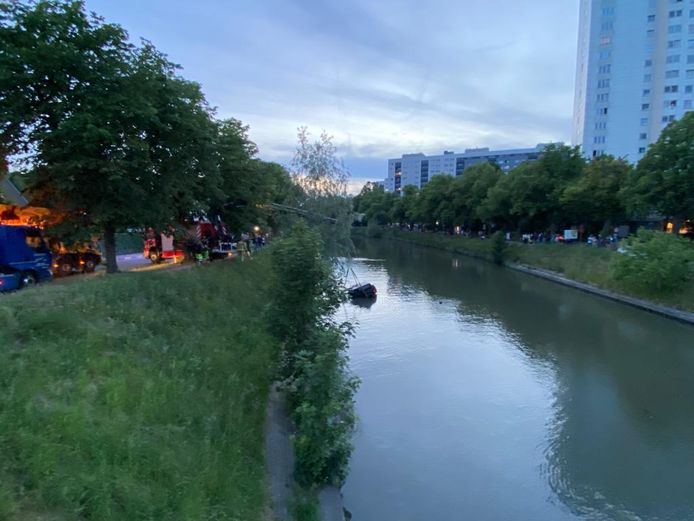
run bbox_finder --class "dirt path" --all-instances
[264,384,295,521]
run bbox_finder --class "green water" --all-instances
[343,239,694,521]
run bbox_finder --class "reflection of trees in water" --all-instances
[356,238,694,521]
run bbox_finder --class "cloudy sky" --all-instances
[85,0,581,190]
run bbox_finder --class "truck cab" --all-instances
[0,225,53,290]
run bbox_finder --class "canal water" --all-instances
[342,239,694,521]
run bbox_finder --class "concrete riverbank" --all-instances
[509,263,694,326]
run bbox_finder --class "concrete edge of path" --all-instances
[265,383,346,521]
[509,263,694,326]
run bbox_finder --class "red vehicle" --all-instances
[143,229,184,263]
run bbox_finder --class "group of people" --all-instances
[235,232,266,260]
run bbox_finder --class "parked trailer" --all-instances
[0,225,53,291]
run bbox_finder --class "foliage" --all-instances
[624,112,694,228]
[610,229,694,295]
[270,222,358,486]
[0,2,295,273]
[355,227,694,311]
[211,118,295,232]
[490,230,507,265]
[561,155,630,230]
[291,128,352,255]
[0,259,278,521]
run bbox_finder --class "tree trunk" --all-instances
[103,224,119,274]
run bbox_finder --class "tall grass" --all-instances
[0,259,277,520]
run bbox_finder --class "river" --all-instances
[342,238,694,521]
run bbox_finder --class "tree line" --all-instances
[354,114,694,238]
[0,1,298,272]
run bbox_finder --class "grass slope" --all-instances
[0,258,276,520]
[358,227,694,312]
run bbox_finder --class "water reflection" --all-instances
[345,238,694,521]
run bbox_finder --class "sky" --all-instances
[84,0,581,192]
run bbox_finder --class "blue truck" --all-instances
[0,225,53,291]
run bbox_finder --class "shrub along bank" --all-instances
[0,259,278,520]
[269,222,358,488]
[355,227,694,313]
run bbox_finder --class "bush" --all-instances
[610,229,694,295]
[491,231,507,265]
[270,221,358,487]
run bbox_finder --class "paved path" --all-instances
[264,385,295,521]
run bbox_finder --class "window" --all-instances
[639,147,646,154]
[597,93,609,102]
[648,14,656,22]
[688,69,694,78]
[645,59,653,67]
[643,88,651,96]
[639,133,648,140]
[669,39,682,48]
[599,50,612,59]
[594,136,606,144]
[647,29,656,37]
[641,117,649,126]
[599,64,612,74]
[670,24,683,32]
[686,85,693,93]
[662,115,676,122]
[598,79,611,88]
[670,9,683,17]
[644,74,652,82]
[642,103,650,110]
[689,39,694,48]
[689,55,694,63]
[601,22,614,31]
[685,99,693,108]
[664,100,678,108]
[667,55,681,63]
[665,85,680,92]
[666,70,680,78]
[602,7,614,15]
[689,24,694,32]
[598,107,609,115]
[600,35,612,45]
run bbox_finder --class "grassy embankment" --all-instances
[0,258,277,520]
[356,227,694,312]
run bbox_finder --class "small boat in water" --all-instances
[348,283,377,299]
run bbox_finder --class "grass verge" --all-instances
[355,227,694,313]
[0,258,277,520]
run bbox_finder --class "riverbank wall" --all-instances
[355,227,694,326]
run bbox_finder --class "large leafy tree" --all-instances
[561,155,631,233]
[450,162,502,230]
[624,112,694,233]
[1,1,221,272]
[417,174,455,230]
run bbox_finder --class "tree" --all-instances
[417,175,455,230]
[562,155,631,234]
[1,2,221,272]
[291,128,352,254]
[451,162,502,230]
[624,112,694,233]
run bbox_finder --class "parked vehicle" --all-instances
[0,225,52,291]
[144,229,185,263]
[51,247,102,276]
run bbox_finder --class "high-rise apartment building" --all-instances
[573,0,694,161]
